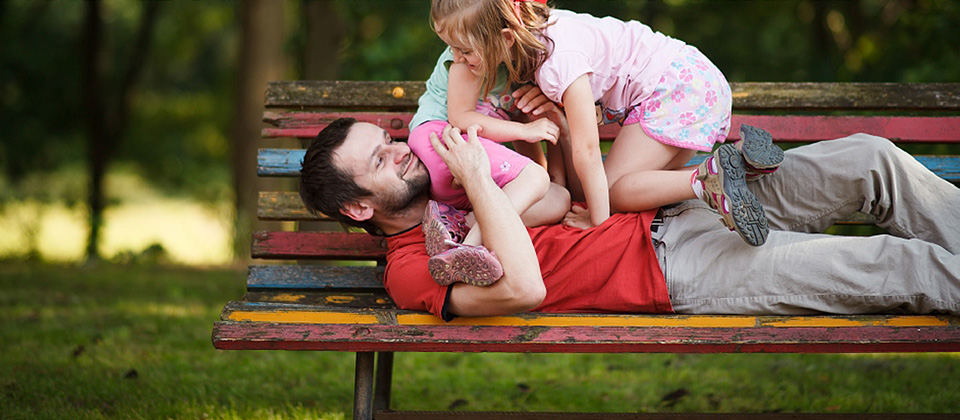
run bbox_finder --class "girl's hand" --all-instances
[522,118,560,144]
[562,204,593,229]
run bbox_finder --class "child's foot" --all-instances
[736,124,784,181]
[562,204,592,229]
[422,200,470,256]
[693,144,770,246]
[428,244,504,287]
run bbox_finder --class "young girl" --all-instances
[430,0,783,247]
[407,47,571,286]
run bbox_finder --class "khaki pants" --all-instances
[653,134,960,315]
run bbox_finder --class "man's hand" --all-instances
[512,84,556,116]
[429,124,491,188]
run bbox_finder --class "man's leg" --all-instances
[655,204,960,315]
[749,133,960,253]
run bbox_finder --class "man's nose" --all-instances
[391,144,408,164]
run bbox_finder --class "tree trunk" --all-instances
[303,0,344,80]
[82,0,106,262]
[82,0,160,262]
[231,0,287,261]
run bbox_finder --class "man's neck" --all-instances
[373,199,428,236]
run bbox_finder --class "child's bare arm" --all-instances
[562,75,609,227]
[448,63,558,145]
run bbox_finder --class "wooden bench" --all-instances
[213,81,960,420]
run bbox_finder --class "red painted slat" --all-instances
[263,113,960,143]
[251,231,386,260]
[730,116,960,142]
[212,322,960,353]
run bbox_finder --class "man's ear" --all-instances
[340,200,374,222]
[501,28,516,49]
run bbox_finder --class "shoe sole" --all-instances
[423,216,451,256]
[738,124,784,171]
[715,144,769,246]
[428,247,503,287]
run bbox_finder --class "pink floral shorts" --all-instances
[624,46,732,152]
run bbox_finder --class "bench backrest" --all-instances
[254,81,960,293]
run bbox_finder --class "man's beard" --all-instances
[375,170,430,216]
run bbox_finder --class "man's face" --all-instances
[333,122,430,215]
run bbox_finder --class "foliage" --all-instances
[2,263,959,418]
[1,0,958,259]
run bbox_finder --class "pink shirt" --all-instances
[408,120,531,210]
[535,9,685,111]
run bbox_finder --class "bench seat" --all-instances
[213,81,960,419]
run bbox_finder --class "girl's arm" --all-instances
[561,74,609,227]
[448,63,558,145]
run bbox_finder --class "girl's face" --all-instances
[436,29,483,76]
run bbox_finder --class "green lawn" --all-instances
[2,262,959,419]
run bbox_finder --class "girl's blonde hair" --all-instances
[431,0,552,99]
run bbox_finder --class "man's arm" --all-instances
[428,125,546,316]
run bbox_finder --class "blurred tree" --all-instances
[81,0,160,262]
[1,0,958,263]
[230,0,287,260]
[303,0,345,80]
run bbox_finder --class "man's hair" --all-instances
[299,117,383,235]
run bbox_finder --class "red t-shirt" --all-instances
[383,211,673,320]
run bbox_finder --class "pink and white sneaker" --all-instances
[693,144,770,246]
[428,244,504,287]
[736,124,784,182]
[422,200,470,257]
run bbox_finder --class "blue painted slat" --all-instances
[247,265,384,289]
[259,148,960,182]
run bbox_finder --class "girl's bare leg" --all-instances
[605,123,698,213]
[462,163,554,246]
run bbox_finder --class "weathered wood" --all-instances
[251,231,386,260]
[263,112,960,143]
[212,321,960,353]
[242,291,394,308]
[258,191,333,220]
[257,147,960,181]
[265,81,960,110]
[266,81,425,109]
[248,264,384,289]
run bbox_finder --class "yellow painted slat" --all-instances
[227,310,379,324]
[398,314,759,327]
[270,293,306,302]
[762,316,949,327]
[228,310,952,328]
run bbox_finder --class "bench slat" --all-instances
[242,291,395,308]
[263,113,960,143]
[220,300,959,327]
[248,264,383,289]
[252,231,386,260]
[265,81,960,110]
[213,320,960,353]
[258,147,960,182]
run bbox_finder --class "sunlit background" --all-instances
[2,0,958,265]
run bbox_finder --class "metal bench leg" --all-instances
[373,352,394,413]
[353,352,375,420]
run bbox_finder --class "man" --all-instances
[299,117,960,321]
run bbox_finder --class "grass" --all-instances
[2,262,959,419]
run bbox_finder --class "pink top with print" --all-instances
[535,9,685,112]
